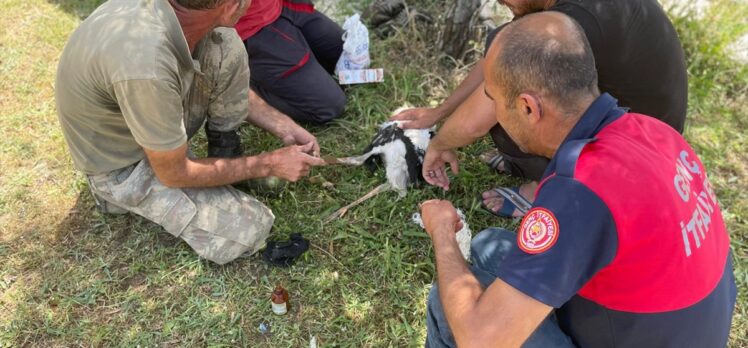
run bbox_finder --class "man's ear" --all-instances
[217,0,241,23]
[517,93,542,124]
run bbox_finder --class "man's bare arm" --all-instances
[420,82,498,190]
[390,59,487,129]
[245,89,293,136]
[144,142,324,188]
[432,227,552,347]
[436,58,487,119]
[428,81,498,152]
[421,200,551,348]
[245,89,320,155]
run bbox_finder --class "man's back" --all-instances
[234,0,283,40]
[552,0,689,132]
[563,112,734,347]
[56,0,190,174]
[496,95,735,347]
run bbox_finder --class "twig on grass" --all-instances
[310,242,353,276]
[324,183,392,223]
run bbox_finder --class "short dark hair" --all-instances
[492,12,598,112]
[175,0,239,10]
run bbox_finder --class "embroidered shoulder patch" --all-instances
[517,208,559,254]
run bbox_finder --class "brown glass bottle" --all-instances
[271,284,289,315]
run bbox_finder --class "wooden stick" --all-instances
[310,242,353,275]
[324,183,391,223]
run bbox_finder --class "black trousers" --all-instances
[484,0,687,182]
[245,3,345,124]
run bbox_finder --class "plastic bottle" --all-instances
[271,284,289,315]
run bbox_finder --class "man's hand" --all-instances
[422,147,459,191]
[279,125,320,157]
[389,107,444,129]
[265,142,326,182]
[246,89,320,156]
[420,199,463,238]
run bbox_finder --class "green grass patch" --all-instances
[1,0,746,347]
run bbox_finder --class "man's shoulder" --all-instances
[551,0,666,27]
[551,0,627,15]
[548,0,609,32]
[550,0,600,18]
[535,174,609,214]
[65,0,181,82]
[570,113,688,195]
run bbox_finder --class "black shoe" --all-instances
[205,125,243,158]
[262,233,310,267]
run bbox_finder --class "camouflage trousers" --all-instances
[185,27,250,137]
[87,160,275,265]
[86,28,275,265]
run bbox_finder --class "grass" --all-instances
[0,0,746,347]
[668,1,748,346]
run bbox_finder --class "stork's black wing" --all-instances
[359,123,428,186]
[360,123,403,171]
[361,123,402,153]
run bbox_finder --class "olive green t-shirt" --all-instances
[56,0,199,174]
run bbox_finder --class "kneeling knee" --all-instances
[469,227,516,262]
[186,233,250,265]
[311,90,346,124]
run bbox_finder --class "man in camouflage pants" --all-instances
[56,0,325,264]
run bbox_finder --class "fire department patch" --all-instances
[518,208,559,254]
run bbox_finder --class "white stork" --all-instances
[324,120,433,222]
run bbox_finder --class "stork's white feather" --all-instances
[386,120,433,152]
[324,113,436,222]
[337,120,433,195]
[382,140,410,195]
[412,210,472,261]
[404,128,432,151]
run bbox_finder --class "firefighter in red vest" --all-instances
[420,11,736,348]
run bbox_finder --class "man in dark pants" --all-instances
[393,0,688,218]
[236,0,346,124]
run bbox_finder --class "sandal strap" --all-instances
[487,154,505,170]
[493,187,532,214]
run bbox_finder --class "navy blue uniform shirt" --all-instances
[496,94,736,347]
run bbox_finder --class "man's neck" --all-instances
[542,94,596,159]
[169,0,219,53]
[542,0,558,10]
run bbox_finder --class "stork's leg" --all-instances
[324,183,392,223]
[323,153,372,165]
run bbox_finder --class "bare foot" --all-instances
[481,181,538,217]
[479,149,511,174]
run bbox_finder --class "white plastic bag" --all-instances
[335,14,371,74]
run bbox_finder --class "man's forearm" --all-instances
[430,84,498,152]
[435,59,486,120]
[150,145,274,188]
[433,228,485,345]
[175,154,272,187]
[246,89,297,138]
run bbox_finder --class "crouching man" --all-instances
[419,12,736,347]
[56,0,325,264]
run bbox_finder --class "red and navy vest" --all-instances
[496,93,736,347]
